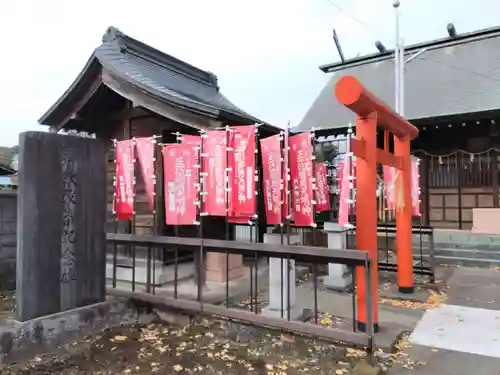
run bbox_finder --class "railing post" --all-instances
[422,154,431,226]
[364,258,374,352]
[456,151,463,229]
[492,149,499,208]
[428,229,436,283]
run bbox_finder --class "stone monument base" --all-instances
[323,265,353,293]
[205,253,245,282]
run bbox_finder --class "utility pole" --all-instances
[393,0,404,116]
[393,0,430,117]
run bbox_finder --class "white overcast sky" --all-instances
[0,0,499,146]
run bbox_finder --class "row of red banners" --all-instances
[260,132,330,226]
[114,127,330,226]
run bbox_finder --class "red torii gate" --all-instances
[335,75,419,332]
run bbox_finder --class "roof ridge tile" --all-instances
[101,26,219,89]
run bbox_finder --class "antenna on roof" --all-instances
[447,23,457,37]
[333,28,345,63]
[375,41,387,53]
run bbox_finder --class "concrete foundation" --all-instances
[0,299,139,363]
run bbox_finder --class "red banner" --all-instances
[383,165,398,211]
[135,137,155,211]
[411,157,421,216]
[230,126,256,217]
[181,135,201,186]
[315,162,330,212]
[181,135,201,146]
[162,144,197,225]
[204,131,228,216]
[338,152,357,226]
[289,133,314,227]
[260,134,282,225]
[115,139,135,221]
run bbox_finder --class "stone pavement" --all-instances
[388,266,500,374]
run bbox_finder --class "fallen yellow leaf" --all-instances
[173,364,183,372]
[114,335,128,342]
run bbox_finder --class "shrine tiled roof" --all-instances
[39,26,263,128]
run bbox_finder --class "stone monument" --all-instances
[16,132,107,321]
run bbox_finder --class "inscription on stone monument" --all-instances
[60,151,77,268]
[60,149,78,309]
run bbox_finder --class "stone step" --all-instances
[432,247,500,260]
[433,231,500,245]
[411,240,500,254]
[411,241,500,252]
[410,245,500,260]
[434,241,500,251]
[417,253,500,268]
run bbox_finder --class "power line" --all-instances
[324,0,385,39]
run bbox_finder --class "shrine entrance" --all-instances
[335,75,419,332]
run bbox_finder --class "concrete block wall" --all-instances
[0,191,17,290]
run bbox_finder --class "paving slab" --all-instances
[446,267,500,309]
[410,304,500,358]
[386,267,500,374]
[388,344,500,375]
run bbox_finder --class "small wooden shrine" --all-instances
[38,26,279,284]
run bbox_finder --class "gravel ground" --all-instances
[0,279,439,374]
[0,318,378,375]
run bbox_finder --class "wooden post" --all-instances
[492,149,499,208]
[457,152,464,229]
[394,136,414,293]
[354,112,379,332]
[422,155,431,226]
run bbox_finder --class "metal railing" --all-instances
[106,233,376,351]
[346,224,435,283]
[296,222,435,283]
